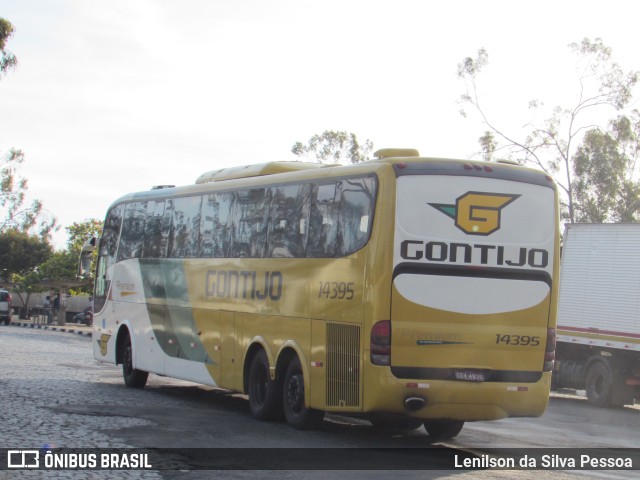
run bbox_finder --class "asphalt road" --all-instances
[1,324,638,480]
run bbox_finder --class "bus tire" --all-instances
[248,349,281,421]
[423,420,464,440]
[122,334,148,388]
[283,357,323,430]
[585,360,614,407]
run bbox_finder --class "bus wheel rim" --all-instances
[286,374,304,414]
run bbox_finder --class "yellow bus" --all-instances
[84,148,559,438]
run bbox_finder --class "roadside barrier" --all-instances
[8,319,92,337]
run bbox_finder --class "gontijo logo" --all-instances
[429,192,520,235]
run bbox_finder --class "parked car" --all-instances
[0,288,12,325]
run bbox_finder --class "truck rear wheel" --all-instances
[585,360,613,407]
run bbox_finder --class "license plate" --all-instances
[454,370,486,382]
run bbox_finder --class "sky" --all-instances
[1,0,639,249]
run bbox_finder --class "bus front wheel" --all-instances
[121,335,148,388]
[248,350,281,420]
[282,357,324,430]
[423,420,464,440]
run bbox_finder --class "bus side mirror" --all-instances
[78,237,97,278]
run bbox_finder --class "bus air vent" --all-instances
[326,322,361,408]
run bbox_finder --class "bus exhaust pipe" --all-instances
[404,396,426,412]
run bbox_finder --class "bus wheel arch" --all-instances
[116,325,148,389]
[243,340,274,394]
[115,326,131,366]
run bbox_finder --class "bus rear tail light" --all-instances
[371,320,391,366]
[544,327,556,371]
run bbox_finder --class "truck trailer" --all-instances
[554,223,640,407]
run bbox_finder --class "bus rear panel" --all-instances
[365,160,558,421]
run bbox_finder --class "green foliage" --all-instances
[1,149,57,238]
[64,219,103,294]
[0,229,52,281]
[0,18,54,236]
[457,48,489,119]
[66,219,103,255]
[0,17,17,77]
[457,38,640,223]
[6,221,102,298]
[478,131,497,162]
[38,250,79,284]
[569,38,638,110]
[292,130,374,164]
[573,114,640,222]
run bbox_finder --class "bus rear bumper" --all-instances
[361,370,552,421]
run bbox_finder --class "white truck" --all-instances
[554,223,640,407]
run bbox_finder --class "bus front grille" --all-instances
[326,322,361,408]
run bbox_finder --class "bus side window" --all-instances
[143,200,170,258]
[169,195,202,258]
[307,182,339,257]
[201,192,233,258]
[267,184,311,258]
[95,204,123,312]
[338,177,375,255]
[118,202,147,261]
[230,188,270,258]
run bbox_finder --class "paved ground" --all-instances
[0,323,159,479]
[1,321,638,480]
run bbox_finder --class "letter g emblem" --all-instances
[430,192,520,236]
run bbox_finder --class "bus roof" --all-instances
[108,149,554,208]
[195,161,331,184]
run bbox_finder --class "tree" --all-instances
[0,17,17,78]
[573,114,640,222]
[457,39,639,223]
[1,18,57,237]
[33,220,103,296]
[0,229,52,317]
[64,219,103,293]
[66,219,103,256]
[292,130,374,164]
[1,148,57,237]
[0,229,52,281]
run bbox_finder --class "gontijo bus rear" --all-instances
[86,148,559,438]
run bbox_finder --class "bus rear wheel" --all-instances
[121,335,148,388]
[423,420,464,440]
[248,350,281,420]
[283,357,324,430]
